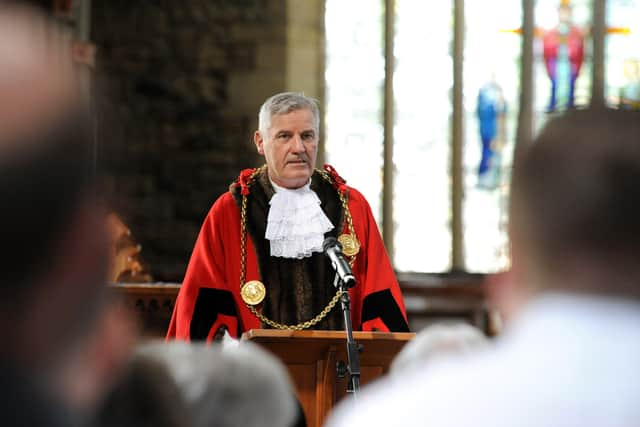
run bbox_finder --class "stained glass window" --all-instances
[325,0,609,276]
[392,0,453,272]
[606,0,640,109]
[463,1,522,272]
[534,0,592,132]
[325,0,385,224]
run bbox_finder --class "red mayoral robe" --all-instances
[167,165,409,341]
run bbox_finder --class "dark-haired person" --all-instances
[328,108,640,427]
[0,5,110,426]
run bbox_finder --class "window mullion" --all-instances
[383,0,396,261]
[515,0,535,158]
[451,0,465,271]
[591,0,607,107]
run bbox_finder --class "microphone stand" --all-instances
[334,273,360,400]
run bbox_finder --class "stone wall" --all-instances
[92,0,323,281]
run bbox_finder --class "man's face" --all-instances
[254,109,318,189]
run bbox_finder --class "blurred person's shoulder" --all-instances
[328,294,640,427]
[326,347,500,427]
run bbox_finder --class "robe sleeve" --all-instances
[166,194,241,341]
[348,188,410,332]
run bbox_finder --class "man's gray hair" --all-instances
[136,340,298,427]
[390,323,487,376]
[258,92,320,136]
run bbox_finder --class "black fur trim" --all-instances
[361,289,410,332]
[190,288,238,340]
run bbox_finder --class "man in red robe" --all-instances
[542,1,584,111]
[168,92,408,341]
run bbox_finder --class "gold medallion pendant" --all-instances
[338,233,360,257]
[241,280,266,306]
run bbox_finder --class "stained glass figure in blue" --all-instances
[476,77,506,190]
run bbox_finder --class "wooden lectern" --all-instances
[242,330,415,427]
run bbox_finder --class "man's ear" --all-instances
[254,131,265,155]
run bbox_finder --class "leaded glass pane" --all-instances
[534,0,593,132]
[606,0,640,109]
[393,0,453,272]
[325,0,385,226]
[463,1,522,272]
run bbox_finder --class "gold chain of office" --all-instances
[239,165,359,330]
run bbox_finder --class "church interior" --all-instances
[4,0,640,426]
[86,0,639,336]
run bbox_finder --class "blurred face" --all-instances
[0,5,81,154]
[254,109,318,189]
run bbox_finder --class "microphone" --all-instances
[323,237,356,288]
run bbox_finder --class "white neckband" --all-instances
[265,177,334,258]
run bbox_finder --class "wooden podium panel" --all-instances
[242,330,414,427]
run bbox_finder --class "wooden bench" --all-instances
[109,274,493,338]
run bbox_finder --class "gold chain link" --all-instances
[316,169,357,268]
[238,166,356,330]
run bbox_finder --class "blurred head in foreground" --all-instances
[390,323,487,376]
[0,0,105,371]
[93,352,190,427]
[0,4,115,426]
[509,108,640,301]
[137,340,298,427]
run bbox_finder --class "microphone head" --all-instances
[323,236,341,252]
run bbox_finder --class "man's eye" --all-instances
[277,133,290,139]
[302,133,315,140]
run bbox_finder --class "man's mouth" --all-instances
[287,159,307,165]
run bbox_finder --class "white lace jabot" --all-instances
[265,179,334,259]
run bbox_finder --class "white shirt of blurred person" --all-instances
[326,109,640,427]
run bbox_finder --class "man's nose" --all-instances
[291,135,304,152]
